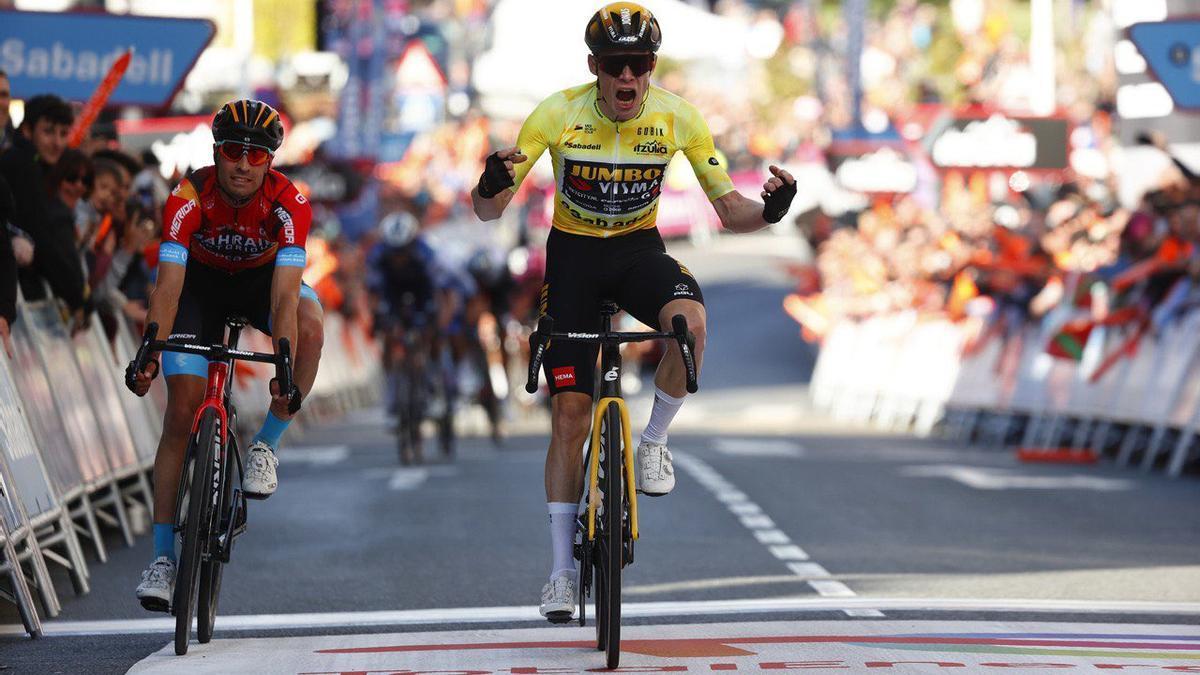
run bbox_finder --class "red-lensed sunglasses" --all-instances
[216,141,273,166]
[597,53,654,78]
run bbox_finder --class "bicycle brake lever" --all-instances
[670,314,698,394]
[526,315,555,394]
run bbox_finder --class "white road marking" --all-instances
[787,562,832,578]
[810,580,858,597]
[739,514,775,529]
[753,529,790,545]
[388,468,429,490]
[903,464,1134,491]
[276,445,349,465]
[727,501,762,515]
[769,544,810,560]
[362,465,458,490]
[674,452,885,617]
[712,437,805,457]
[12,599,1200,638]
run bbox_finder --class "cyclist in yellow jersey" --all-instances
[471,1,796,621]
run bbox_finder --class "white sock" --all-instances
[548,502,577,581]
[640,387,685,445]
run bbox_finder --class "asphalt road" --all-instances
[2,232,1198,674]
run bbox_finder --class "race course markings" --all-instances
[124,619,1200,674]
[673,452,884,617]
[6,598,1198,637]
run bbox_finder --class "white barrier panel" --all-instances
[72,322,141,479]
[8,312,88,499]
[20,303,113,489]
[0,351,61,521]
[110,318,163,465]
[813,308,1200,474]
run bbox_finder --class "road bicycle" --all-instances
[526,302,697,669]
[127,317,293,655]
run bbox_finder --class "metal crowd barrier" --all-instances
[808,310,1200,477]
[0,296,381,637]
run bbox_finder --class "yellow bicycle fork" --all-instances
[586,396,639,542]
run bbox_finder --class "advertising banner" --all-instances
[0,10,215,107]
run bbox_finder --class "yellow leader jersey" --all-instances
[511,82,736,238]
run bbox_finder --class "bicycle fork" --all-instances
[586,397,639,543]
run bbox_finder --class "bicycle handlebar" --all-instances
[125,322,295,397]
[525,313,699,395]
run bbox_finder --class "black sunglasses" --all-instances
[597,53,654,78]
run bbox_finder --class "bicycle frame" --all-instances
[585,316,639,543]
[527,307,698,544]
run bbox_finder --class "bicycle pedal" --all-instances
[545,611,574,625]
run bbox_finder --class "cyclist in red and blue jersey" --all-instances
[127,99,325,612]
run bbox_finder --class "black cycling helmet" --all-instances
[211,99,285,152]
[585,2,661,55]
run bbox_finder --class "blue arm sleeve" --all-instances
[158,241,189,267]
[276,246,307,268]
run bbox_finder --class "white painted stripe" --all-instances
[674,452,870,618]
[739,514,776,529]
[752,529,790,545]
[277,445,349,465]
[846,609,888,618]
[809,580,857,597]
[712,438,805,457]
[727,502,762,516]
[768,544,810,561]
[786,562,831,578]
[8,598,1200,637]
[715,490,749,504]
[388,468,429,491]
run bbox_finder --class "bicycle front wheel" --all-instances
[197,433,234,644]
[174,409,219,655]
[600,401,623,669]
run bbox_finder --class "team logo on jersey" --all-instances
[562,159,665,216]
[574,123,595,134]
[565,141,602,150]
[273,205,296,244]
[200,228,274,260]
[633,140,668,155]
[708,157,720,166]
[170,199,197,238]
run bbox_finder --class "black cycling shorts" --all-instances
[541,227,702,396]
[163,260,319,377]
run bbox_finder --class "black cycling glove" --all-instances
[762,179,797,224]
[124,358,159,394]
[476,151,516,199]
[287,384,303,415]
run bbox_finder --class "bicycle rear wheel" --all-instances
[600,401,623,668]
[175,410,219,655]
[197,433,234,644]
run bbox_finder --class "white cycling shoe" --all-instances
[637,440,675,496]
[539,574,576,623]
[242,441,279,499]
[135,556,176,613]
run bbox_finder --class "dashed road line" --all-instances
[673,452,884,618]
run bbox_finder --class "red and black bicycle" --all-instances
[127,317,293,655]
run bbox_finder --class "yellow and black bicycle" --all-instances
[526,301,698,669]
